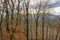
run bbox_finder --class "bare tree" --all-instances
[24,0,30,40]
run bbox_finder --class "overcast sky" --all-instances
[0,0,60,15]
[30,0,60,15]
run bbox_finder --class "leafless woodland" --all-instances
[0,0,60,40]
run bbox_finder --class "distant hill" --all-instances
[20,13,60,20]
